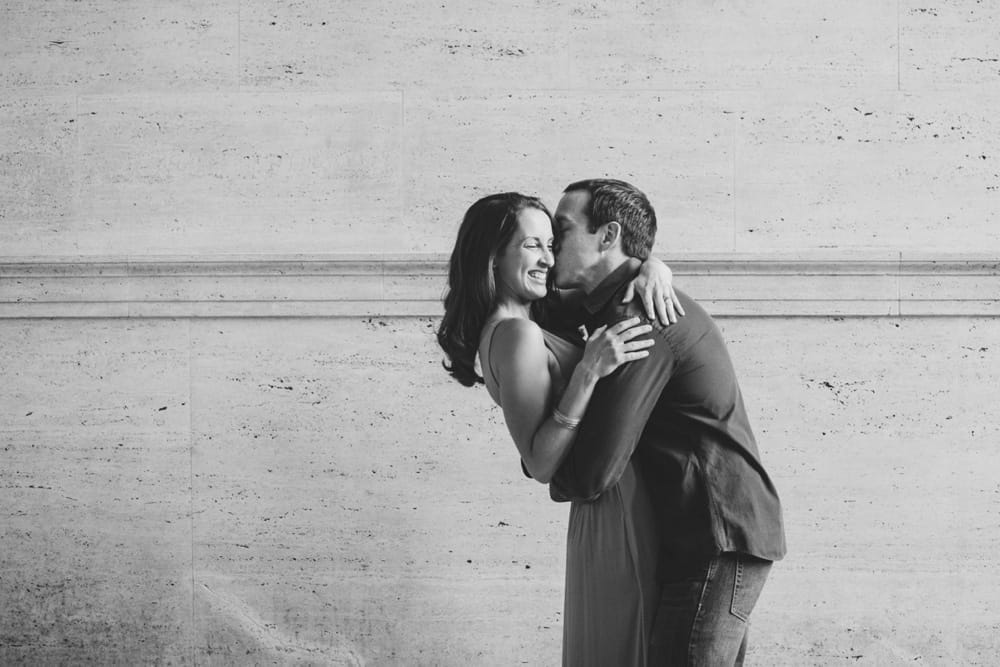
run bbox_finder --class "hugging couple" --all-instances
[437,179,786,666]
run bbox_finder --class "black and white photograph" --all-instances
[2,1,999,664]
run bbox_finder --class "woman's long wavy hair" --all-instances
[437,192,552,387]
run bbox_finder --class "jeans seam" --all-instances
[731,555,750,622]
[687,557,718,667]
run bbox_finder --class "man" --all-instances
[550,179,786,665]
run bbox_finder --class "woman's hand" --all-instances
[580,317,654,379]
[623,257,685,326]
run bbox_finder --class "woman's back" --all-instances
[479,317,582,407]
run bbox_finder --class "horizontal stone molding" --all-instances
[1,253,998,318]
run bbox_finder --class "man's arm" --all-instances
[550,303,676,500]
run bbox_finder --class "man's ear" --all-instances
[599,221,622,251]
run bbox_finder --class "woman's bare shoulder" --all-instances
[490,317,545,353]
[483,318,549,376]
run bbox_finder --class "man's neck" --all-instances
[581,257,642,316]
[581,253,629,295]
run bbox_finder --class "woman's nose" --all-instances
[540,247,554,266]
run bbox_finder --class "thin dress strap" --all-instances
[480,318,510,392]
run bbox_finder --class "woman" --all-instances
[437,192,679,666]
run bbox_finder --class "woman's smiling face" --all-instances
[494,207,555,304]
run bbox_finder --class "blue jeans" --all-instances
[648,552,772,666]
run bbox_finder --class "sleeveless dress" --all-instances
[482,321,660,666]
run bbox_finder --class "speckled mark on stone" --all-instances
[197,580,363,666]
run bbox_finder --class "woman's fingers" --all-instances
[656,287,671,326]
[642,289,656,324]
[669,285,686,317]
[624,350,650,361]
[662,296,676,325]
[621,281,636,305]
[607,316,641,335]
[623,339,655,352]
[618,324,653,342]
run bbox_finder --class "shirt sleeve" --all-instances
[550,305,676,501]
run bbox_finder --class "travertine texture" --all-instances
[4,1,1000,665]
[3,1,1000,256]
[0,321,194,664]
[72,92,402,256]
[2,316,999,665]
[0,1,238,92]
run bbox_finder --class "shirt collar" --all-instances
[582,258,642,315]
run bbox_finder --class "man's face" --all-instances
[553,189,604,290]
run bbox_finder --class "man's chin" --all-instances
[553,267,583,290]
[553,274,580,290]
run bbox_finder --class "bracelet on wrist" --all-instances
[552,407,581,430]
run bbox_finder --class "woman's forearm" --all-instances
[525,362,600,483]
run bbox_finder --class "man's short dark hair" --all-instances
[563,178,656,260]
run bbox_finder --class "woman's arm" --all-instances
[490,317,653,484]
[624,256,685,326]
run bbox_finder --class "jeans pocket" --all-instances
[730,555,766,622]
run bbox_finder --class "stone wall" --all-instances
[3,1,1000,665]
[3,317,999,664]
[3,1,1000,257]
